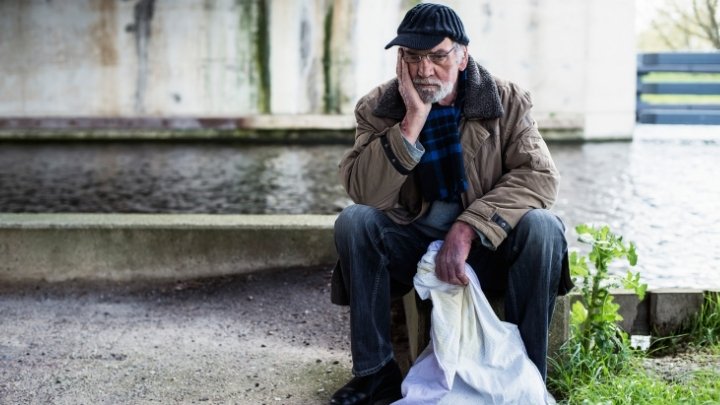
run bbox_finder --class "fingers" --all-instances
[397,50,412,85]
[456,271,470,286]
[396,49,402,81]
[435,255,469,286]
[446,267,468,286]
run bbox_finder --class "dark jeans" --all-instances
[334,204,566,380]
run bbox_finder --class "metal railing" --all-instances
[637,52,720,125]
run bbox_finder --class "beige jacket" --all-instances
[332,57,573,304]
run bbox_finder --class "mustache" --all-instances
[412,78,442,86]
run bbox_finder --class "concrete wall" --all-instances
[0,0,636,139]
[0,213,337,282]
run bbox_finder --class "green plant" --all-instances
[548,225,647,396]
[687,292,720,347]
[570,224,646,353]
[562,361,720,404]
[647,291,720,356]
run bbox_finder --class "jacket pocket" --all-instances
[467,199,498,221]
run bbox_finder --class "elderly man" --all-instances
[330,3,573,404]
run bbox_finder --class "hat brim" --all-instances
[384,33,447,50]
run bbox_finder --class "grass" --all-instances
[687,293,720,347]
[562,361,720,405]
[549,293,720,404]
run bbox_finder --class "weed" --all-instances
[649,292,720,356]
[548,224,647,398]
[688,292,720,348]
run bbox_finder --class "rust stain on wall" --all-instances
[91,0,119,66]
[132,0,155,113]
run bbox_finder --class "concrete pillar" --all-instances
[353,0,404,101]
[582,0,637,139]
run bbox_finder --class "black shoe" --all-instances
[330,360,403,405]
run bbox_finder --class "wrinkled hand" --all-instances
[396,49,430,144]
[435,221,477,286]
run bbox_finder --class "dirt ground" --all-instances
[0,266,364,405]
[4,265,715,405]
[641,345,720,384]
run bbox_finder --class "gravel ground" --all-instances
[2,266,716,405]
[0,267,359,405]
[641,346,720,384]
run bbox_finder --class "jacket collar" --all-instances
[372,56,505,121]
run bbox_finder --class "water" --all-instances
[1,125,718,288]
[551,126,720,290]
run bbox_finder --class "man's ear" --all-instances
[458,45,469,71]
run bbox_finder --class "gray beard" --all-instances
[413,78,454,104]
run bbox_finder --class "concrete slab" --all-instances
[0,214,338,283]
[548,296,570,358]
[609,289,651,335]
[650,289,705,336]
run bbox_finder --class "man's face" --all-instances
[402,37,468,104]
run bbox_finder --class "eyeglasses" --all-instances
[402,47,456,64]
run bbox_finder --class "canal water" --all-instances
[0,125,718,289]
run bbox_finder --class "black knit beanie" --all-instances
[385,3,469,50]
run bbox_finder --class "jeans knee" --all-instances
[335,204,385,243]
[514,209,566,250]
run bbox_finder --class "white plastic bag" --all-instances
[394,241,549,405]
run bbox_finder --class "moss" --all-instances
[323,3,338,114]
[237,0,271,113]
[254,0,271,113]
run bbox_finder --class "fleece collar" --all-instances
[372,56,504,121]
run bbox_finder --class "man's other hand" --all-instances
[435,221,477,286]
[396,49,430,144]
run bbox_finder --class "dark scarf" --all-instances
[417,70,468,202]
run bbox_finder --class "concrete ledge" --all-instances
[0,213,338,282]
[0,115,585,142]
[548,295,570,357]
[0,116,357,131]
[570,289,712,337]
[650,288,705,336]
[606,289,651,335]
[0,128,356,143]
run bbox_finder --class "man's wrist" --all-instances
[451,220,479,241]
[400,112,427,143]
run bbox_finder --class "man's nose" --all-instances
[417,57,434,77]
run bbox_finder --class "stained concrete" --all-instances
[650,289,705,336]
[0,214,337,283]
[0,0,635,138]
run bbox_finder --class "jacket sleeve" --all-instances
[457,90,560,249]
[338,94,420,210]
